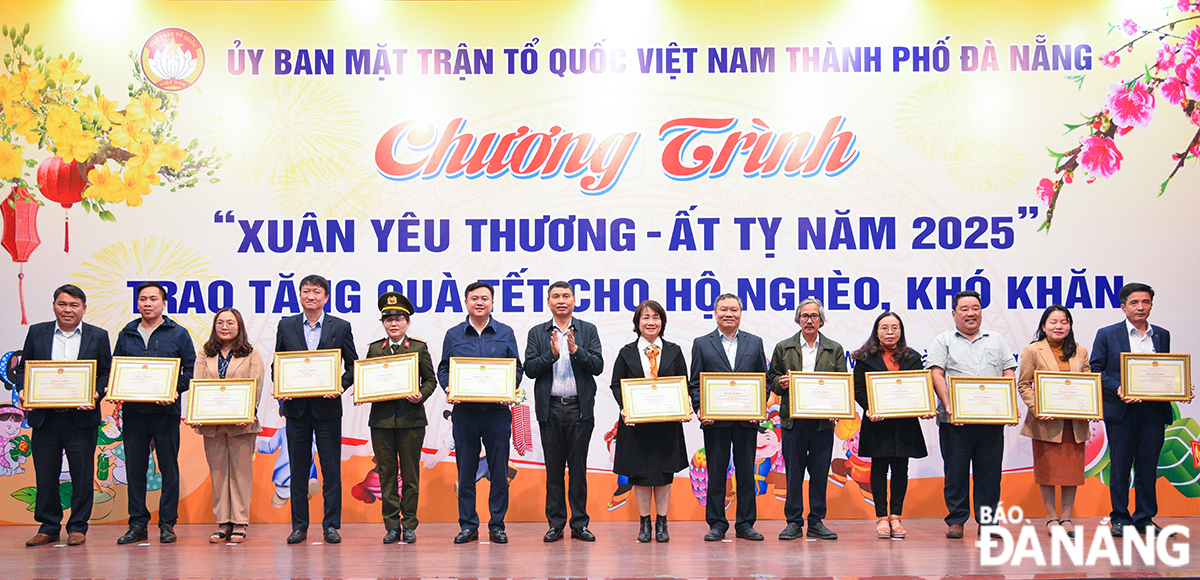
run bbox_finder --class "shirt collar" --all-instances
[1125,319,1152,338]
[953,328,990,342]
[54,323,81,337]
[303,312,325,329]
[720,331,738,344]
[637,336,663,351]
[465,316,494,336]
[552,318,574,333]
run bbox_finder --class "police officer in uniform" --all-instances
[363,292,437,544]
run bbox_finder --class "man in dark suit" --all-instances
[767,298,845,541]
[15,284,111,547]
[363,292,436,545]
[524,281,604,543]
[688,293,768,542]
[1090,282,1189,536]
[273,274,357,545]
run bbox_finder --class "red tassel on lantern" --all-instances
[36,156,86,253]
[1,187,40,325]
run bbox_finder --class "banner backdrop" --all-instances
[0,0,1197,526]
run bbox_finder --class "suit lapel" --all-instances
[292,316,308,350]
[658,343,679,375]
[1036,342,1058,370]
[1152,326,1165,352]
[1116,325,1132,354]
[709,331,731,372]
[623,344,645,378]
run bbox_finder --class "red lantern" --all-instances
[1,187,40,325]
[36,156,87,252]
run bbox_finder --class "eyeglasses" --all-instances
[381,315,409,324]
[215,321,237,328]
[798,314,821,320]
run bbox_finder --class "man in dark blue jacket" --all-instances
[524,281,603,543]
[113,281,195,545]
[16,284,111,547]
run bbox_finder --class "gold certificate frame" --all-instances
[273,349,342,398]
[23,360,97,409]
[949,376,1018,424]
[788,371,854,420]
[699,372,767,421]
[107,357,181,403]
[186,379,257,425]
[621,376,690,423]
[1120,353,1191,401]
[1034,371,1102,420]
[353,352,420,404]
[865,370,936,419]
[448,357,517,403]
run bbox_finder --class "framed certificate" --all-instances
[22,360,97,409]
[699,373,767,421]
[1034,371,1102,420]
[788,372,854,419]
[186,379,257,425]
[273,349,342,398]
[865,370,936,419]
[353,353,419,404]
[621,376,690,423]
[107,357,180,403]
[448,357,517,403]
[1121,353,1192,401]
[949,376,1018,424]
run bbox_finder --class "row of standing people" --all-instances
[13,277,1182,548]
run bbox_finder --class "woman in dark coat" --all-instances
[852,311,928,539]
[610,299,690,543]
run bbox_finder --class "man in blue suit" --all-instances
[1090,282,1186,536]
[15,284,111,547]
[273,274,358,545]
[689,293,768,541]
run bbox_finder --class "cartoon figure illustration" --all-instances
[0,404,30,476]
[689,406,786,506]
[829,413,874,505]
[604,421,633,510]
[350,458,404,505]
[256,424,320,508]
[424,408,517,496]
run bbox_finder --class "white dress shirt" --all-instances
[52,323,82,361]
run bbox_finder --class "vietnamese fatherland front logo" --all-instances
[140,28,204,91]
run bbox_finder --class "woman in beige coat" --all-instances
[193,308,264,543]
[1017,305,1092,538]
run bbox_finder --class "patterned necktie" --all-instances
[644,344,660,378]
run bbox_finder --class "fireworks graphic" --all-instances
[944,139,1026,193]
[70,237,216,345]
[209,78,381,216]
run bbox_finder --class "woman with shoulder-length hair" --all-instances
[193,307,264,543]
[852,311,927,539]
[1017,304,1092,538]
[610,299,690,543]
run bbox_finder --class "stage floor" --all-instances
[3,518,1197,579]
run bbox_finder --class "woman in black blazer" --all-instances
[852,311,928,539]
[610,300,689,543]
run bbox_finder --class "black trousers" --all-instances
[32,413,97,535]
[939,423,1003,526]
[453,404,511,532]
[123,413,180,529]
[869,456,910,518]
[539,398,593,530]
[703,422,758,533]
[781,419,834,526]
[1105,404,1166,527]
[287,411,341,532]
[371,426,424,531]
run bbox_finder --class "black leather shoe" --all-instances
[543,527,564,542]
[637,516,652,543]
[489,529,508,544]
[323,528,341,544]
[402,528,416,544]
[704,528,725,542]
[806,521,838,540]
[159,525,176,544]
[570,527,595,542]
[736,528,764,541]
[454,529,478,544]
[1110,523,1124,537]
[654,515,669,543]
[286,530,307,544]
[1138,522,1174,537]
[117,526,147,545]
[778,523,802,540]
[383,529,402,544]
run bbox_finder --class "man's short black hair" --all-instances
[464,281,494,299]
[1119,282,1154,303]
[952,290,982,310]
[136,281,167,300]
[548,280,573,295]
[53,284,86,305]
[299,274,330,294]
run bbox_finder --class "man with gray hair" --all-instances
[767,298,846,540]
[688,293,768,541]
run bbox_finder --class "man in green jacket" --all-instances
[363,292,437,544]
[767,298,846,541]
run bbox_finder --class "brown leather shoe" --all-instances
[946,524,964,539]
[67,532,86,546]
[25,533,60,546]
